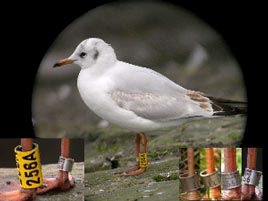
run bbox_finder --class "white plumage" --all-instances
[54,38,244,132]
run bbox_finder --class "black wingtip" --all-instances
[207,96,247,116]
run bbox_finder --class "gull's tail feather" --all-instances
[206,96,247,116]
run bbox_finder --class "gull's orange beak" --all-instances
[53,58,74,68]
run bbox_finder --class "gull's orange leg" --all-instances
[186,147,200,200]
[124,133,147,176]
[37,138,75,194]
[122,133,141,174]
[242,148,260,200]
[222,148,241,200]
[0,139,36,201]
[115,133,141,175]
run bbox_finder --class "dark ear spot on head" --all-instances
[93,49,99,60]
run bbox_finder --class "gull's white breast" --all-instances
[77,65,162,131]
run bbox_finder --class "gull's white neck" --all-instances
[82,50,117,77]
[77,57,117,118]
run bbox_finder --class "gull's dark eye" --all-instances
[79,52,87,58]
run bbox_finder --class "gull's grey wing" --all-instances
[109,61,187,97]
[110,90,214,122]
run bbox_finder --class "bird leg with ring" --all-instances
[37,138,75,194]
[186,147,201,200]
[242,148,262,200]
[221,148,241,200]
[118,133,148,176]
[0,138,37,201]
[200,148,221,200]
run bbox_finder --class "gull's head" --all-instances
[53,38,117,69]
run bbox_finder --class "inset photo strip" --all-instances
[0,139,84,201]
[178,147,262,200]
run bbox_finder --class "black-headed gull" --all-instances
[53,38,246,176]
